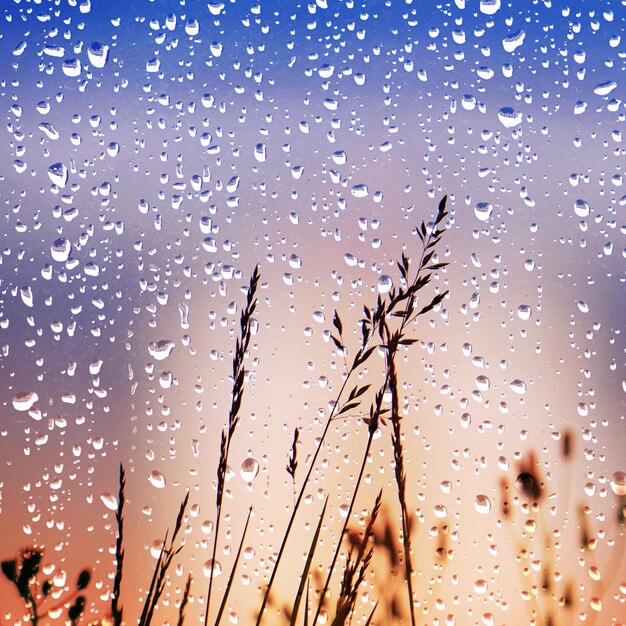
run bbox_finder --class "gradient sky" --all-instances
[0,0,624,624]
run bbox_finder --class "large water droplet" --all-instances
[474,495,491,514]
[148,470,166,488]
[149,340,175,361]
[51,238,72,262]
[474,202,493,221]
[377,275,393,294]
[497,107,522,128]
[100,492,118,511]
[87,42,109,68]
[240,457,259,482]
[203,559,222,578]
[574,199,590,217]
[12,391,38,411]
[48,162,68,187]
[502,30,525,53]
[610,471,626,496]
[509,379,527,394]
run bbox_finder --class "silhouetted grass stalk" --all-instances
[214,506,253,626]
[139,491,190,626]
[111,463,125,626]
[329,492,381,626]
[176,575,192,626]
[385,325,416,626]
[290,499,328,626]
[310,393,385,626]
[204,266,259,625]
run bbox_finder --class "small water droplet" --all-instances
[474,495,491,514]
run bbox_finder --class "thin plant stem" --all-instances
[176,575,192,626]
[139,492,190,626]
[255,364,362,625]
[311,390,386,626]
[205,266,259,625]
[111,464,125,626]
[386,326,416,626]
[290,499,328,626]
[214,507,253,626]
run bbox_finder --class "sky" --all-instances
[0,0,624,624]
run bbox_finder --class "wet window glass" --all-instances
[1,1,624,624]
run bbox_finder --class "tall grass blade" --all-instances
[363,602,378,626]
[290,499,328,626]
[214,507,253,626]
[176,575,192,626]
[138,538,167,626]
[111,464,125,626]
[140,492,190,626]
[205,266,259,626]
[386,328,416,626]
[303,580,310,626]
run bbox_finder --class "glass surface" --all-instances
[1,1,624,624]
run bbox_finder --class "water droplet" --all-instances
[593,80,617,96]
[610,471,626,496]
[434,504,448,518]
[87,42,109,68]
[254,143,267,162]
[51,238,72,262]
[312,311,325,323]
[474,202,493,221]
[149,340,175,361]
[12,391,38,411]
[509,379,526,394]
[479,0,500,15]
[62,58,81,77]
[100,492,118,510]
[148,470,166,489]
[497,107,522,128]
[150,539,164,558]
[203,559,222,578]
[331,150,347,165]
[474,495,491,514]
[475,375,490,391]
[377,275,393,294]
[524,519,537,533]
[502,30,526,53]
[588,566,601,581]
[351,184,368,198]
[48,162,68,187]
[574,199,590,217]
[240,457,259,482]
